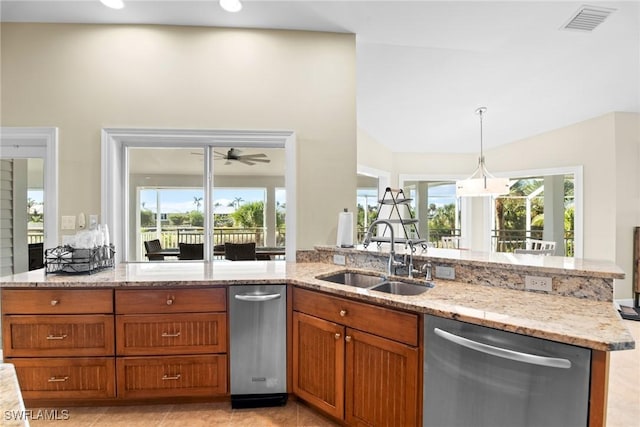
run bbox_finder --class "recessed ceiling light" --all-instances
[220,0,242,13]
[100,0,125,10]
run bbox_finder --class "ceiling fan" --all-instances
[192,148,271,166]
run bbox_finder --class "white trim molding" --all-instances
[101,128,296,263]
[0,127,59,249]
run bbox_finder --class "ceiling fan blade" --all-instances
[237,159,255,166]
[243,157,270,163]
[224,160,232,165]
[243,153,267,158]
[214,151,227,157]
[190,151,204,156]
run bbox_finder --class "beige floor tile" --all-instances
[28,406,108,427]
[607,318,640,427]
[160,402,232,427]
[229,401,299,426]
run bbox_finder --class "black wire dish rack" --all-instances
[45,245,115,275]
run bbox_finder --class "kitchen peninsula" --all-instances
[0,248,635,427]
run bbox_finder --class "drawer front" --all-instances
[116,313,227,355]
[3,314,115,357]
[293,287,419,346]
[2,289,113,314]
[115,288,226,314]
[9,357,115,400]
[116,355,228,398]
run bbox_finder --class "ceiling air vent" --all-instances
[562,5,616,32]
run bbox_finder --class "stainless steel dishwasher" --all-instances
[229,284,287,409]
[424,315,591,427]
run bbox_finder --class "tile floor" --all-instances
[25,319,639,427]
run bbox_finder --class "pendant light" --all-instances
[100,0,125,9]
[455,107,510,197]
[220,0,242,12]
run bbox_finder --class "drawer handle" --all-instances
[46,334,68,340]
[162,374,181,381]
[345,335,352,343]
[161,332,181,338]
[334,333,341,340]
[48,376,69,383]
[51,299,59,306]
[339,309,347,317]
[166,298,174,305]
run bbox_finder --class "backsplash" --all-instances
[299,247,616,302]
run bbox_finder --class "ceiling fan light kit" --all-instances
[456,107,510,198]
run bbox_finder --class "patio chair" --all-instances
[178,242,204,260]
[144,239,164,261]
[441,236,461,249]
[224,242,256,261]
[515,239,556,255]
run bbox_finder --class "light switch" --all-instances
[61,215,76,230]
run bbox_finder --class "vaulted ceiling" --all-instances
[2,0,639,153]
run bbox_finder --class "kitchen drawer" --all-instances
[116,354,228,398]
[1,289,113,314]
[115,288,226,314]
[9,357,115,400]
[2,314,115,357]
[116,313,227,355]
[293,287,419,346]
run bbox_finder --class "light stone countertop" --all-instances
[0,364,29,427]
[0,261,634,352]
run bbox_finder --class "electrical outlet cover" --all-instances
[525,275,553,292]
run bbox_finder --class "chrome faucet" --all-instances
[363,219,404,276]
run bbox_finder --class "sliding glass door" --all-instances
[126,145,286,261]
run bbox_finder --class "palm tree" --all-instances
[193,196,203,211]
[233,197,244,209]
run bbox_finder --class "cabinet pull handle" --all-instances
[48,376,69,382]
[51,299,59,306]
[46,334,68,340]
[166,298,174,305]
[345,335,352,342]
[161,332,181,338]
[334,333,341,340]
[162,374,181,381]
[339,309,347,317]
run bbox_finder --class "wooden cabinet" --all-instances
[114,287,228,399]
[1,288,116,400]
[292,287,421,426]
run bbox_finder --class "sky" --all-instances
[140,188,286,214]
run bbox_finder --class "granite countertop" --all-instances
[0,364,29,427]
[0,261,634,352]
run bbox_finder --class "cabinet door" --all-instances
[292,311,345,420]
[345,328,419,427]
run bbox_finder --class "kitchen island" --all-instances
[0,252,634,426]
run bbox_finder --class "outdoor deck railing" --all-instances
[141,227,286,258]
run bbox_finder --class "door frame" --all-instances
[0,127,59,251]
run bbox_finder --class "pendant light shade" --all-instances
[456,107,510,197]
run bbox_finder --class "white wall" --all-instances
[0,23,357,250]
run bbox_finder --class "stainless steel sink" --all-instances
[369,281,433,296]
[317,271,385,288]
[316,270,434,296]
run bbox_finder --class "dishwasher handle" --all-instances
[434,327,572,369]
[234,293,282,302]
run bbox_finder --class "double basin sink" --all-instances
[316,270,433,296]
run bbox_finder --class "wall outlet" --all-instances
[333,254,346,266]
[525,275,553,292]
[434,265,455,280]
[89,214,99,230]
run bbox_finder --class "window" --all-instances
[493,174,575,256]
[125,143,287,261]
